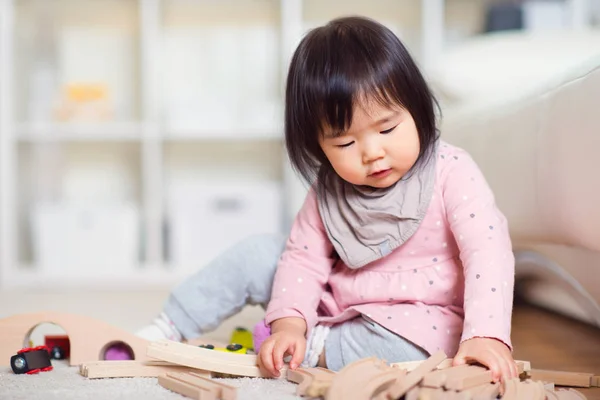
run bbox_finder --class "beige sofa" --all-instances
[436,30,600,327]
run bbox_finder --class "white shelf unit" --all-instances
[0,0,498,290]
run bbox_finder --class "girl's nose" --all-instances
[362,139,385,164]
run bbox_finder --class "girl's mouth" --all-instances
[369,169,392,178]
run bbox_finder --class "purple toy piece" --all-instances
[252,319,271,353]
[104,343,134,361]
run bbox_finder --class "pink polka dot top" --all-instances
[265,142,514,357]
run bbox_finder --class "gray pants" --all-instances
[164,234,428,371]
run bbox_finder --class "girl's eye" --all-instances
[380,125,398,134]
[336,141,354,148]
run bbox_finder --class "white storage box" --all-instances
[168,182,283,270]
[31,202,140,276]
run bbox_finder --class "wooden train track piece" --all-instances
[325,357,397,400]
[0,311,150,366]
[421,364,472,388]
[391,358,530,374]
[79,360,209,379]
[526,369,594,388]
[158,371,237,400]
[380,350,448,400]
[470,382,501,400]
[390,357,453,372]
[363,368,408,399]
[286,367,336,397]
[501,377,520,400]
[517,379,546,400]
[147,339,287,378]
[554,388,588,399]
[444,364,491,391]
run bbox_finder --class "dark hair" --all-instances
[284,16,440,188]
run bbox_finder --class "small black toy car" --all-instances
[10,345,53,375]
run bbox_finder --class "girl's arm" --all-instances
[441,147,515,350]
[264,188,336,336]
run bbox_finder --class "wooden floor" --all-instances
[511,302,600,399]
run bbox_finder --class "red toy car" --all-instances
[10,346,53,374]
[44,335,70,360]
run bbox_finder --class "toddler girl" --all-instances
[138,16,518,383]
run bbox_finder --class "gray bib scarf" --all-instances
[317,148,437,269]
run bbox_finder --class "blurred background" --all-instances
[0,0,599,348]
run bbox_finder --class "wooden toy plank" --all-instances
[326,358,394,400]
[421,364,472,388]
[527,369,593,388]
[167,372,237,400]
[383,350,448,399]
[472,383,501,400]
[80,360,208,379]
[390,359,530,373]
[287,367,335,397]
[390,357,452,372]
[555,388,589,400]
[147,339,285,378]
[501,378,520,400]
[363,369,407,399]
[444,365,490,391]
[158,373,215,400]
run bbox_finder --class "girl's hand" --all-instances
[257,317,307,378]
[452,337,519,383]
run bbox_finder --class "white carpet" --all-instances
[0,360,302,400]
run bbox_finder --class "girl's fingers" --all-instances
[259,341,277,377]
[498,355,517,382]
[479,353,501,382]
[272,341,291,376]
[509,359,519,379]
[290,340,306,369]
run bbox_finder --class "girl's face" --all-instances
[319,99,420,188]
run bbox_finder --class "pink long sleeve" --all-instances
[264,189,336,334]
[441,148,515,349]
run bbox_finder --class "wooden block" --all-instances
[528,369,593,388]
[517,360,531,373]
[592,376,600,387]
[147,339,285,378]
